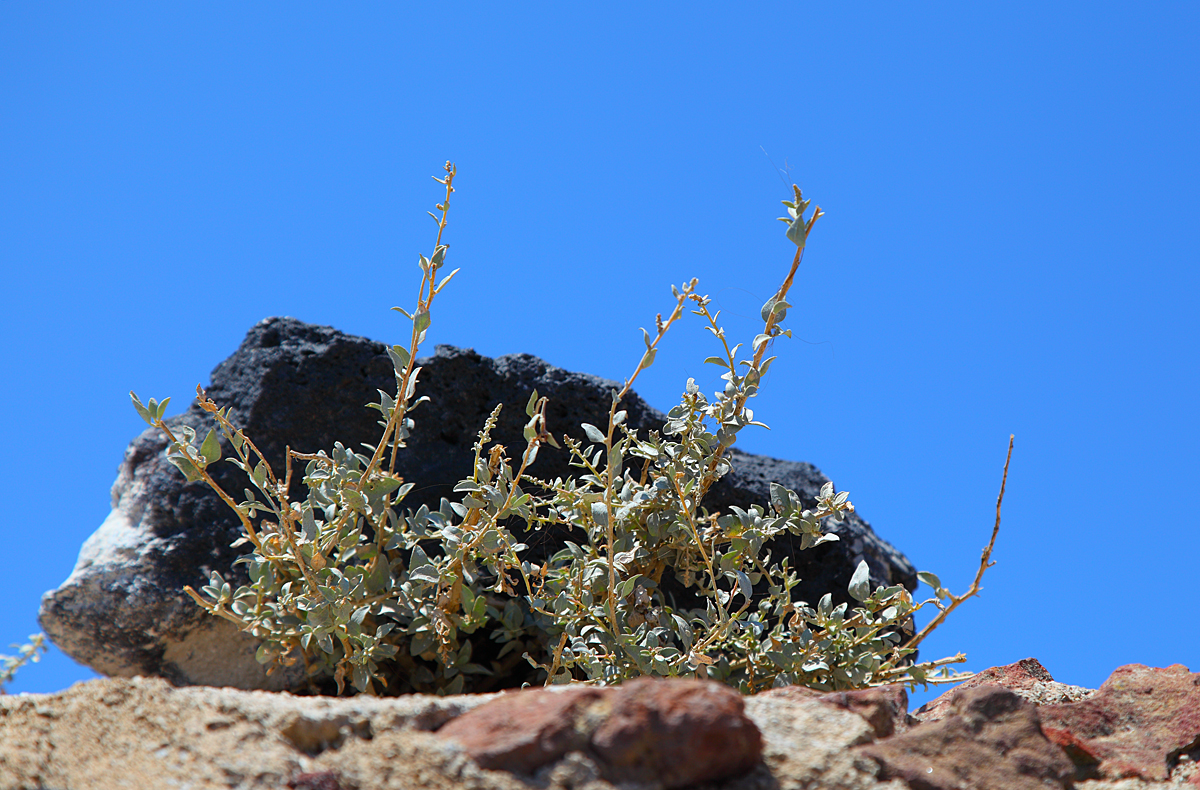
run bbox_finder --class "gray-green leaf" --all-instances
[388,345,411,373]
[848,560,871,602]
[130,392,154,425]
[199,429,221,465]
[735,570,753,602]
[917,571,942,591]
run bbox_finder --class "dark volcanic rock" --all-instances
[40,316,918,690]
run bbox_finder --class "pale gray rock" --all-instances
[41,316,918,691]
[734,692,910,790]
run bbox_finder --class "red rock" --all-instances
[436,685,606,774]
[915,658,1055,722]
[437,678,762,788]
[591,677,763,788]
[1037,663,1200,781]
[857,685,1074,790]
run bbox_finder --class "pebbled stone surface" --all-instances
[591,677,763,787]
[739,686,907,790]
[40,316,918,691]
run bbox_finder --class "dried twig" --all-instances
[907,434,1014,650]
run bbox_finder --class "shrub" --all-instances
[132,162,1009,696]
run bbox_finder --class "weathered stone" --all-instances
[818,685,911,738]
[1038,663,1200,782]
[0,677,518,790]
[287,771,344,790]
[915,657,1096,722]
[40,316,917,691]
[436,686,605,775]
[6,663,1200,790]
[591,677,763,787]
[741,687,907,790]
[437,677,761,789]
[757,683,911,738]
[857,685,1075,790]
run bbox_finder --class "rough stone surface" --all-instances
[40,316,917,691]
[6,662,1200,790]
[438,677,762,788]
[857,685,1076,790]
[1038,663,1200,783]
[436,685,606,775]
[739,687,907,790]
[757,684,912,738]
[0,676,882,790]
[817,685,913,738]
[590,677,763,787]
[0,677,511,790]
[915,657,1096,722]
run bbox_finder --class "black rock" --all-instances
[40,317,917,690]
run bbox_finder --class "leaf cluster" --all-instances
[0,633,47,694]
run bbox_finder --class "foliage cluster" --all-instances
[0,633,47,694]
[132,163,1007,696]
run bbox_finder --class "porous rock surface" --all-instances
[39,316,917,691]
[3,661,1198,790]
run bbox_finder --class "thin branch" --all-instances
[907,434,1013,651]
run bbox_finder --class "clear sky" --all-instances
[2,4,1196,709]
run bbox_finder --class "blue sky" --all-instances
[2,4,1196,708]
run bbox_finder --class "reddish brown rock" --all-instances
[1037,663,1200,782]
[857,685,1074,790]
[915,658,1051,722]
[435,685,606,774]
[436,678,762,788]
[915,658,1094,722]
[591,677,763,788]
[815,685,910,738]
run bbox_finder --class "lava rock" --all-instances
[40,316,917,690]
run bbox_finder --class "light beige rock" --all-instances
[0,677,512,790]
